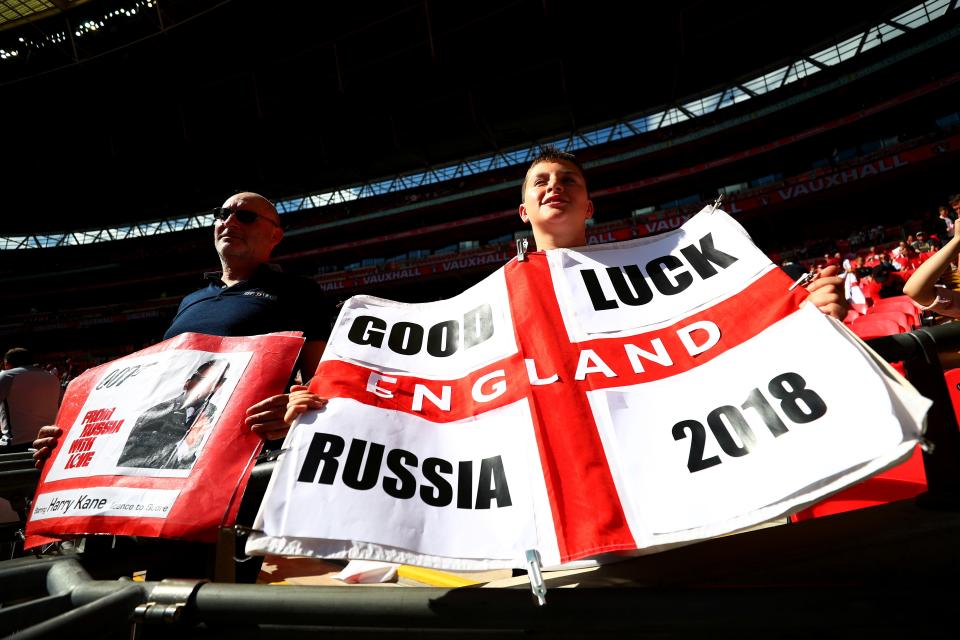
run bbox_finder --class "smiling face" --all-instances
[213,192,283,267]
[518,160,594,250]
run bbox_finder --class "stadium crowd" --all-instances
[774,194,960,339]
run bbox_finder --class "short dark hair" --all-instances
[190,358,230,381]
[4,348,32,368]
[520,144,588,199]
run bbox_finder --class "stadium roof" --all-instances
[0,0,90,31]
[0,0,940,235]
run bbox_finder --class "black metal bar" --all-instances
[0,555,61,590]
[178,583,960,632]
[0,468,40,494]
[0,452,36,461]
[0,489,957,635]
[9,583,143,639]
[0,593,72,637]
[0,459,37,472]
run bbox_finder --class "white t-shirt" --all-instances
[0,366,60,447]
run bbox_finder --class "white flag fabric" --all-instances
[247,208,929,569]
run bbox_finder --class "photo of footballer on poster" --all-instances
[43,350,249,481]
[27,331,304,543]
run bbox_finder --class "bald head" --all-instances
[214,191,284,276]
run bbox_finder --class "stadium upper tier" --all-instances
[2,119,956,313]
[0,0,954,249]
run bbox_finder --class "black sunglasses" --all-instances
[211,207,281,227]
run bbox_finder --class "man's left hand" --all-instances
[245,394,291,440]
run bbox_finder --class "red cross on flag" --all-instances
[247,208,929,570]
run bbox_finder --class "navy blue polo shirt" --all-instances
[163,264,331,342]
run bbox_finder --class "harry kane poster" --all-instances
[27,331,304,543]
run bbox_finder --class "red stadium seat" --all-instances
[943,368,960,427]
[848,317,901,339]
[863,309,913,332]
[868,297,920,328]
[795,367,960,523]
[858,280,880,303]
[892,269,914,282]
[791,447,927,522]
[794,353,945,524]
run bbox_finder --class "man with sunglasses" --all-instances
[161,191,330,441]
[29,192,332,582]
[34,192,331,466]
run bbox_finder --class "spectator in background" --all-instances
[939,205,954,237]
[912,232,932,254]
[853,255,871,277]
[873,265,906,300]
[880,252,897,273]
[848,228,865,247]
[893,244,920,271]
[892,241,906,261]
[0,348,60,453]
[843,261,868,309]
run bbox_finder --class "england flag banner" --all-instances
[247,208,930,570]
[26,331,304,544]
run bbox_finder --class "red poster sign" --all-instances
[26,331,304,544]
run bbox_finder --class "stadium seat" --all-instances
[848,317,902,339]
[868,296,920,326]
[795,367,960,523]
[858,280,880,304]
[942,368,960,427]
[892,269,915,282]
[863,309,913,332]
[791,446,928,522]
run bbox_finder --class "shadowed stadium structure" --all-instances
[1,0,958,366]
